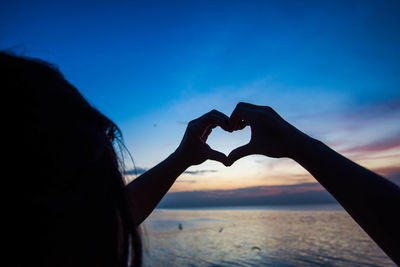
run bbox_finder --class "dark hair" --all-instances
[2,51,142,266]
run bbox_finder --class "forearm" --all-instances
[292,137,400,265]
[125,109,230,227]
[126,151,190,226]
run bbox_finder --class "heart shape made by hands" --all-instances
[206,125,251,157]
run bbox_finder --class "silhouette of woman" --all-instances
[4,52,399,266]
[3,52,230,267]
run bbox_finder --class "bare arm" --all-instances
[227,102,400,265]
[127,110,231,226]
[293,137,400,265]
[126,152,189,227]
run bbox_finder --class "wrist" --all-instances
[170,148,192,170]
[286,130,319,161]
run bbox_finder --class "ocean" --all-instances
[141,205,396,266]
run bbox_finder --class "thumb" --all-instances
[207,148,228,166]
[226,144,253,166]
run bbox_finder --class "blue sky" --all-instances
[2,0,400,196]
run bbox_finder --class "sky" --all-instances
[2,0,400,206]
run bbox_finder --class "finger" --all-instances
[201,123,215,142]
[212,110,233,132]
[226,143,253,166]
[231,119,248,132]
[206,148,228,165]
[229,103,252,130]
[198,110,231,132]
[230,102,266,130]
[236,119,248,130]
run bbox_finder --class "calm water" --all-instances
[141,205,395,266]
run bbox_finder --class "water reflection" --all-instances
[142,206,395,266]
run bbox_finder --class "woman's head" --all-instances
[2,52,141,266]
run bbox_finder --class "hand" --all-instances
[175,109,232,167]
[227,102,310,166]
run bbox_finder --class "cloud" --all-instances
[341,98,400,122]
[176,179,197,184]
[386,172,400,187]
[372,167,400,186]
[184,169,219,175]
[339,98,400,134]
[297,97,400,140]
[124,167,148,176]
[311,98,400,162]
[176,120,188,125]
[123,168,219,176]
[158,182,336,208]
[340,132,400,155]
